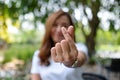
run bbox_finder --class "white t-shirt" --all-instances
[31,43,88,80]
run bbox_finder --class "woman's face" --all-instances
[51,15,71,43]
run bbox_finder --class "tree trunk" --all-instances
[81,0,101,57]
[86,15,100,57]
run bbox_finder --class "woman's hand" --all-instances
[31,74,42,80]
[51,26,78,67]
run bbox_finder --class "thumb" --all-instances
[67,26,74,39]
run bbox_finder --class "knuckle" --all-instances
[54,58,59,62]
[64,55,71,61]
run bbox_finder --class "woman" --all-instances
[31,9,88,80]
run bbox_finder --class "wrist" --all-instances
[71,58,79,68]
[63,58,79,68]
[63,59,76,67]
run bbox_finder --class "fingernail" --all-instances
[70,26,74,29]
[70,25,73,28]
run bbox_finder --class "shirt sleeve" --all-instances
[76,43,89,60]
[30,50,40,74]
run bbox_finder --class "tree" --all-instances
[0,0,120,57]
[66,0,120,57]
[77,0,100,57]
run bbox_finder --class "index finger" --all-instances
[68,26,74,39]
[61,27,72,41]
[61,27,76,51]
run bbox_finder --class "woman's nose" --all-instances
[56,25,62,33]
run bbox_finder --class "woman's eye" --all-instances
[63,24,69,28]
[62,25,66,27]
[53,24,57,27]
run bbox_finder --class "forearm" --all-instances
[63,51,87,68]
[76,51,87,67]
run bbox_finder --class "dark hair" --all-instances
[39,9,75,66]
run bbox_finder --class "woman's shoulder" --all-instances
[75,42,87,48]
[33,50,40,56]
[32,50,40,61]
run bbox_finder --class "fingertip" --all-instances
[51,47,54,50]
[61,39,66,44]
[68,26,74,32]
[61,27,65,29]
[68,26,74,37]
[69,25,74,29]
[55,42,60,46]
[51,47,55,51]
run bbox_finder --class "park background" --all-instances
[0,0,120,80]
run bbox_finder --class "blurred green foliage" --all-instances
[97,45,120,51]
[96,29,120,45]
[2,43,39,64]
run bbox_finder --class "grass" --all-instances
[96,44,120,51]
[2,43,39,64]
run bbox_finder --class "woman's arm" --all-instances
[74,51,87,67]
[31,74,42,80]
[62,51,87,68]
